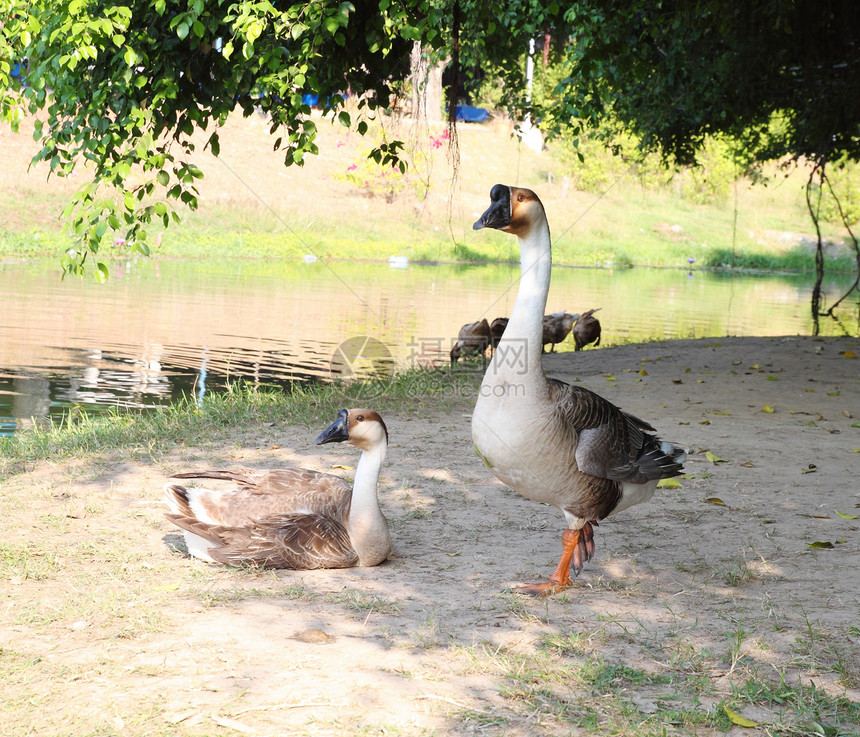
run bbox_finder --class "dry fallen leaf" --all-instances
[723,705,760,728]
[762,405,775,413]
[709,410,732,416]
[843,350,857,359]
[331,464,353,470]
[706,451,727,464]
[703,497,726,505]
[638,369,648,376]
[154,583,181,591]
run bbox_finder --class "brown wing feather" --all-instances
[166,512,358,569]
[548,379,683,484]
[171,467,342,496]
[171,468,353,528]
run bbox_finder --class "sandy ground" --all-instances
[2,334,859,736]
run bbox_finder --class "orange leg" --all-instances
[513,522,596,597]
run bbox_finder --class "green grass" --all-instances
[444,630,860,737]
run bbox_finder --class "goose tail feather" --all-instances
[660,441,687,465]
[164,483,194,517]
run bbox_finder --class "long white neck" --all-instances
[347,443,391,566]
[489,217,552,382]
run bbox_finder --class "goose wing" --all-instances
[171,467,339,495]
[549,380,682,484]
[165,511,358,569]
[169,467,352,526]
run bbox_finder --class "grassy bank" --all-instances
[1,113,857,273]
[0,366,481,477]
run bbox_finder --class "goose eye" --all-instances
[517,193,525,202]
[355,414,364,422]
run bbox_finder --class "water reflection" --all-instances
[1,258,856,434]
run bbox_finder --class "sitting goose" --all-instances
[450,318,492,363]
[542,310,579,352]
[163,408,391,569]
[573,308,602,351]
[472,184,686,595]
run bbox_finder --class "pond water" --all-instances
[1,257,857,433]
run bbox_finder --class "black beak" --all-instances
[316,409,350,445]
[473,184,511,230]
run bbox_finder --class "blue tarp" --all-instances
[455,105,491,123]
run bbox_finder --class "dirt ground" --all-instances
[2,334,859,736]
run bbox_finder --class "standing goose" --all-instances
[490,317,509,350]
[163,408,391,569]
[542,310,579,352]
[472,184,685,595]
[573,308,602,351]
[450,318,492,363]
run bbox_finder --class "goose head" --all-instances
[316,408,389,452]
[473,184,545,238]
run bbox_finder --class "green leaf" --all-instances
[806,541,835,549]
[836,510,858,520]
[705,451,727,464]
[657,478,682,489]
[95,261,109,283]
[157,170,170,186]
[338,111,351,127]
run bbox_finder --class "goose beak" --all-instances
[473,184,511,230]
[316,409,350,445]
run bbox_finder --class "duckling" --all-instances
[472,184,686,595]
[450,318,492,363]
[542,311,579,352]
[573,308,602,351]
[163,408,391,569]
